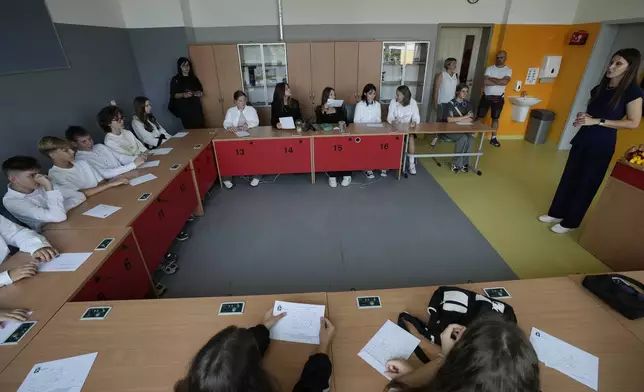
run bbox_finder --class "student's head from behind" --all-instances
[495,50,507,67]
[65,126,94,152]
[2,156,42,192]
[361,83,377,104]
[395,85,412,106]
[273,82,291,105]
[233,90,247,110]
[177,57,192,76]
[444,57,457,72]
[97,105,125,133]
[174,326,275,392]
[321,87,335,105]
[38,136,75,163]
[455,83,469,101]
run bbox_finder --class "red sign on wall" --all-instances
[569,30,589,45]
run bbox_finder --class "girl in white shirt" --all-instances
[98,105,148,157]
[132,97,173,149]
[387,85,421,175]
[354,83,387,179]
[222,91,261,189]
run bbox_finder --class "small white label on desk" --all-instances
[172,132,189,138]
[366,123,385,128]
[138,160,160,168]
[82,204,121,218]
[151,148,173,155]
[130,173,157,186]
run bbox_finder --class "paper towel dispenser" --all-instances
[540,56,562,78]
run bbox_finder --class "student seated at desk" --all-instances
[385,314,539,392]
[39,137,129,197]
[98,105,148,157]
[0,214,58,288]
[354,83,387,179]
[272,82,302,129]
[2,156,85,232]
[222,90,261,189]
[66,126,146,179]
[317,87,352,188]
[175,309,335,392]
[443,83,475,173]
[132,96,173,149]
[388,85,420,175]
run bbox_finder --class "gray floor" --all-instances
[160,167,516,297]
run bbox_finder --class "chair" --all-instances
[345,103,356,124]
[428,103,456,167]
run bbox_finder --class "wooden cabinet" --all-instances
[213,45,243,109]
[334,42,359,104]
[286,43,314,121]
[358,42,384,101]
[310,42,335,111]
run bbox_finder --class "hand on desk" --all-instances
[263,308,287,330]
[317,317,335,355]
[8,263,38,283]
[440,324,466,356]
[109,177,130,187]
[32,246,58,262]
[385,359,414,379]
[225,127,236,132]
[0,308,30,327]
[134,156,146,166]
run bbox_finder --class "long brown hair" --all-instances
[592,48,642,109]
[133,96,160,132]
[272,82,293,111]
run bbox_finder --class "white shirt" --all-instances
[437,71,459,104]
[76,144,137,179]
[484,65,512,96]
[0,215,51,287]
[353,101,382,123]
[131,117,172,148]
[104,129,148,157]
[387,98,421,124]
[3,186,85,232]
[223,106,259,128]
[49,160,104,191]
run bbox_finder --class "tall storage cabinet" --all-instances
[380,41,430,104]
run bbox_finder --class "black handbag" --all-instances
[582,274,644,320]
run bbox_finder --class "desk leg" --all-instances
[402,134,410,178]
[311,138,315,184]
[473,131,485,176]
[212,141,224,189]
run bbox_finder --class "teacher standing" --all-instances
[539,48,643,234]
[169,57,206,129]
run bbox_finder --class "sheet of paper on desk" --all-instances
[358,320,421,379]
[172,131,189,138]
[138,160,160,168]
[130,173,158,186]
[271,301,325,344]
[530,327,598,391]
[367,123,385,128]
[17,352,98,392]
[151,148,173,155]
[456,122,473,126]
[38,252,92,272]
[279,117,295,130]
[82,204,121,218]
[235,130,250,137]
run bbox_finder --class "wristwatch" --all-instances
[599,119,606,126]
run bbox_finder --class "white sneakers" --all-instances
[408,163,417,175]
[538,215,562,223]
[341,176,352,187]
[223,180,233,189]
[364,171,375,179]
[328,177,338,188]
[380,170,388,177]
[250,178,260,187]
[537,215,575,234]
[329,176,352,187]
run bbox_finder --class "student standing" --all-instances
[175,309,335,392]
[132,97,173,149]
[222,91,261,188]
[3,156,85,232]
[169,57,206,129]
[433,58,459,113]
[99,106,148,157]
[477,50,512,147]
[354,83,387,179]
[539,48,643,234]
[388,85,420,174]
[271,82,302,128]
[444,83,475,173]
[317,87,351,187]
[67,126,145,179]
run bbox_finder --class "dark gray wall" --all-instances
[128,27,189,132]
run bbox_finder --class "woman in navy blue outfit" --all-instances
[539,48,643,234]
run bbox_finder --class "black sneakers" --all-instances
[490,138,501,147]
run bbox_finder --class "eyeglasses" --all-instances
[113,116,124,122]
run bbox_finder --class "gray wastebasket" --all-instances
[525,109,556,144]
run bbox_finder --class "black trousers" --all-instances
[548,142,614,229]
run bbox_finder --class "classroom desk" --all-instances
[328,277,644,392]
[0,227,152,373]
[569,271,644,344]
[0,293,328,392]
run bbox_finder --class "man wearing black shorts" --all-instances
[477,51,512,147]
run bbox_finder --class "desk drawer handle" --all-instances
[354,137,361,144]
[124,258,132,270]
[249,141,254,145]
[299,140,303,144]
[395,136,400,140]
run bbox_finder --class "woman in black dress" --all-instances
[316,87,351,188]
[539,48,643,234]
[169,57,206,129]
[271,82,302,128]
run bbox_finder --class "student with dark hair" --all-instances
[98,105,148,157]
[271,82,302,128]
[388,85,420,174]
[132,97,172,149]
[170,57,206,129]
[316,87,351,187]
[354,83,387,179]
[540,48,643,234]
[444,83,475,173]
[175,309,335,392]
[222,90,261,188]
[385,314,540,392]
[3,156,85,232]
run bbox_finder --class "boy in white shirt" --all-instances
[66,126,146,179]
[38,136,129,196]
[3,156,86,232]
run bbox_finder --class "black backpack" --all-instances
[398,286,517,363]
[582,274,644,320]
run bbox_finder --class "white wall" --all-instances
[120,0,184,28]
[507,0,580,24]
[188,0,278,27]
[45,0,125,28]
[574,0,644,23]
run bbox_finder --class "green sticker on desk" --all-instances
[357,296,382,309]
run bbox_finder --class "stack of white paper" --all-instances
[279,117,295,130]
[172,132,189,138]
[151,148,173,155]
[270,301,325,344]
[235,130,250,137]
[358,320,421,379]
[17,352,98,392]
[138,160,160,168]
[455,122,473,126]
[82,204,121,218]
[38,253,93,272]
[530,328,599,391]
[366,123,385,128]
[130,173,157,186]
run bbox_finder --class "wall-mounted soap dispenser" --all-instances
[540,56,562,78]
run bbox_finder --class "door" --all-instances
[358,41,383,101]
[213,45,243,109]
[310,43,335,111]
[334,42,359,104]
[435,27,483,90]
[189,45,224,127]
[287,43,313,120]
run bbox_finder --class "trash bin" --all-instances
[525,109,556,144]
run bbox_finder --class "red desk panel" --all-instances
[314,134,403,172]
[215,138,311,176]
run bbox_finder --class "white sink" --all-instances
[509,96,542,107]
[509,96,543,122]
